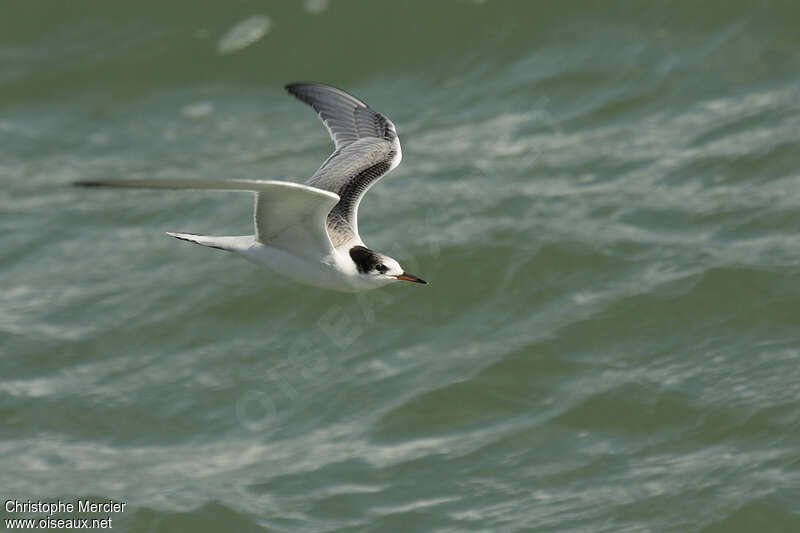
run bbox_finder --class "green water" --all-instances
[3,1,800,531]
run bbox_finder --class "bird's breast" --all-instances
[240,243,364,292]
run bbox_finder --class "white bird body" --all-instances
[173,234,381,292]
[243,242,386,292]
[77,83,427,292]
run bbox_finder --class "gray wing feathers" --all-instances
[75,177,308,192]
[286,83,397,149]
[305,140,396,246]
[75,177,340,258]
[286,83,403,246]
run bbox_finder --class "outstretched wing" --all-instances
[286,82,398,150]
[76,178,340,258]
[252,183,339,258]
[286,83,402,246]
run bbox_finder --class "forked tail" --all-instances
[166,232,252,251]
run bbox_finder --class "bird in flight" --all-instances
[76,82,427,292]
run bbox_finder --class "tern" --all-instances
[76,82,427,292]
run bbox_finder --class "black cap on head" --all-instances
[349,245,383,274]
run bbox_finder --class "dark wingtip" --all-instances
[286,82,350,99]
[286,81,319,89]
[73,180,102,187]
[285,82,314,94]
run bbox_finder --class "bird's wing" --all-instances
[252,184,339,258]
[76,178,340,258]
[285,82,402,246]
[305,139,397,247]
[286,82,398,150]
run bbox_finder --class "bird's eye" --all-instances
[376,264,388,274]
